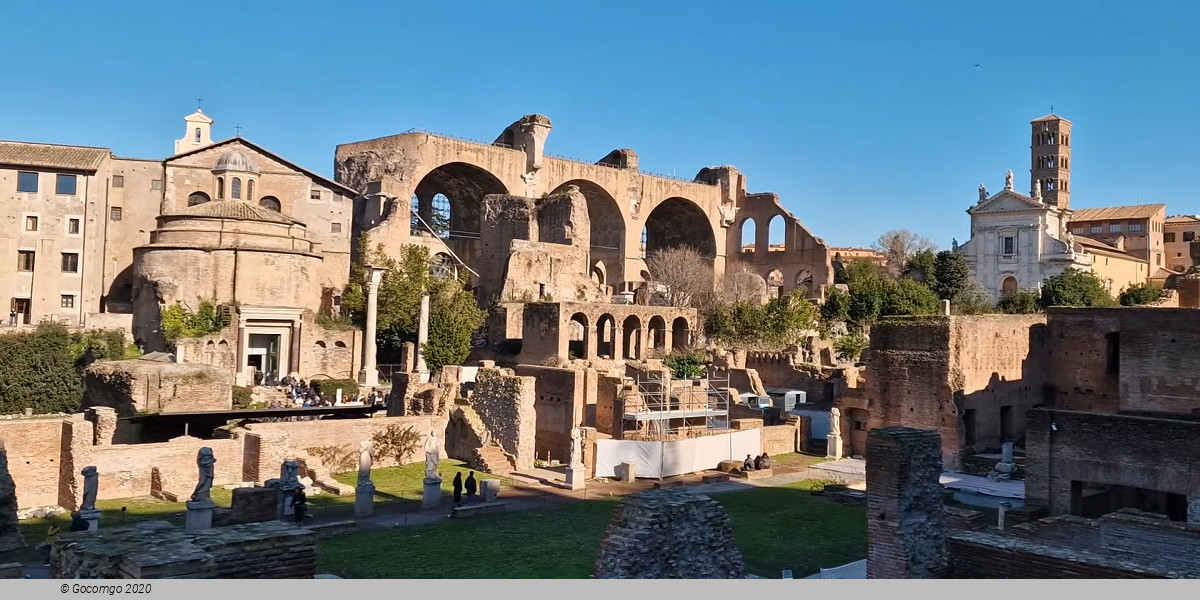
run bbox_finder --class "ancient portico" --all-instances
[334,114,833,302]
[517,302,697,365]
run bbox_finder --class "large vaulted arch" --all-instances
[551,179,625,287]
[412,162,508,273]
[644,197,717,259]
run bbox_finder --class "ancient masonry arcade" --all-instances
[334,114,834,302]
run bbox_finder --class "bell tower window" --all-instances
[194,128,201,143]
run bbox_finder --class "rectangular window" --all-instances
[1073,228,1086,235]
[24,216,38,232]
[330,223,342,234]
[1129,223,1144,232]
[60,295,74,309]
[110,207,123,221]
[1166,232,1176,242]
[1185,231,1196,242]
[1091,225,1102,234]
[1110,223,1122,233]
[67,218,80,235]
[17,171,38,192]
[61,252,79,273]
[151,179,162,190]
[1002,236,1016,255]
[55,174,77,195]
[853,420,866,432]
[17,251,35,272]
[310,189,322,200]
[112,175,124,188]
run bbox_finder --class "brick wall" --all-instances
[0,418,68,508]
[514,365,585,461]
[595,374,624,437]
[865,427,948,579]
[1024,408,1200,516]
[1043,309,1122,413]
[79,436,244,502]
[300,323,359,380]
[947,533,1162,578]
[1111,308,1200,414]
[760,424,798,455]
[243,415,447,473]
[472,368,537,470]
[83,359,233,418]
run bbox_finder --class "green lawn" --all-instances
[316,480,866,579]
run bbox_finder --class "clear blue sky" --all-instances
[2,0,1197,250]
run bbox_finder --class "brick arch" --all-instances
[596,313,617,359]
[645,197,717,259]
[568,312,589,359]
[550,179,626,285]
[413,162,509,239]
[622,314,643,359]
[671,316,691,350]
[647,315,667,353]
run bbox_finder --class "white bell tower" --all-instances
[175,109,214,155]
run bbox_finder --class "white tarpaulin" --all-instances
[594,429,762,479]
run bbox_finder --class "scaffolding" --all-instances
[621,368,732,440]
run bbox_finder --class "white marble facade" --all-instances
[959,173,1090,302]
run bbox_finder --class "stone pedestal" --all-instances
[827,432,844,460]
[421,477,442,509]
[184,501,215,532]
[354,482,375,518]
[565,466,586,491]
[79,509,101,532]
[618,462,636,483]
[480,479,500,502]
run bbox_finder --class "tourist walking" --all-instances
[292,489,308,525]
[452,472,463,506]
[464,472,477,504]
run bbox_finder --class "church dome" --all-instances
[212,149,259,174]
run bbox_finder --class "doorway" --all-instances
[11,298,30,325]
[247,333,281,385]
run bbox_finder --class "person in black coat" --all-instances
[292,489,308,525]
[464,472,478,503]
[452,472,464,506]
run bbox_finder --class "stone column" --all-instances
[663,328,673,352]
[415,294,430,383]
[358,267,384,387]
[865,427,948,579]
[289,321,302,376]
[612,327,623,360]
[584,323,597,359]
[235,324,248,386]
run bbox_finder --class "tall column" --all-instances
[358,267,384,388]
[289,321,301,375]
[235,324,248,386]
[415,294,430,383]
[613,327,624,361]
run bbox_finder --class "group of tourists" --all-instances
[451,471,478,507]
[742,453,772,472]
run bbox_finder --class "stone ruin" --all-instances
[865,426,948,579]
[594,488,745,579]
[0,441,24,553]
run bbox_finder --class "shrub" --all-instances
[0,324,137,415]
[308,445,357,474]
[833,332,870,363]
[1119,282,1165,306]
[1040,268,1117,308]
[232,386,254,409]
[663,350,708,379]
[311,378,359,398]
[997,290,1042,314]
[160,300,229,345]
[371,424,422,465]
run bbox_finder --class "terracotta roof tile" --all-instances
[0,141,109,172]
[1069,204,1166,222]
[171,200,302,225]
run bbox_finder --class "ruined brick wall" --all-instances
[83,359,233,417]
[1109,308,1200,415]
[743,354,836,405]
[242,415,447,476]
[514,365,585,461]
[0,417,68,508]
[1043,308,1121,413]
[299,323,359,381]
[52,521,316,579]
[947,533,1162,578]
[595,374,624,436]
[516,302,564,366]
[472,368,536,470]
[0,440,25,552]
[760,424,799,455]
[79,436,244,502]
[594,489,745,579]
[865,315,1046,469]
[1024,408,1200,517]
[865,427,948,579]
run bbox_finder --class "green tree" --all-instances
[701,291,818,348]
[997,290,1042,314]
[424,282,486,371]
[932,250,970,301]
[1118,282,1166,306]
[903,249,937,288]
[847,275,890,329]
[820,287,851,331]
[843,258,882,287]
[951,280,994,315]
[1040,268,1117,308]
[882,279,942,317]
[833,332,870,363]
[0,324,135,414]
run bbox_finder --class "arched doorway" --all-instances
[644,197,717,259]
[551,180,626,285]
[1001,276,1018,295]
[569,313,589,359]
[596,314,617,359]
[412,162,508,274]
[622,315,642,360]
[647,316,667,354]
[671,317,690,350]
[740,218,757,252]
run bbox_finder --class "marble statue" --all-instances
[190,447,216,504]
[978,184,987,203]
[357,441,374,486]
[80,466,98,512]
[281,459,300,487]
[569,428,583,468]
[951,238,959,252]
[424,431,441,481]
[1005,170,1014,189]
[829,407,841,435]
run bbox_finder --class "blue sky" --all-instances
[2,0,1197,249]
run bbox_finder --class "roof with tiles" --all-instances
[0,141,109,172]
[1069,204,1166,222]
[171,199,302,225]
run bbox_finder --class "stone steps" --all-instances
[474,445,514,476]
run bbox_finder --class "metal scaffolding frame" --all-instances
[622,368,732,440]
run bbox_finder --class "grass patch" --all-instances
[316,480,865,578]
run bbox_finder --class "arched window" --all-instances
[231,178,242,199]
[259,196,281,212]
[194,128,201,143]
[1001,276,1018,295]
[188,192,211,207]
[217,177,224,199]
[247,180,254,202]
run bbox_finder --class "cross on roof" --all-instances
[1050,105,1055,114]
[196,96,204,110]
[233,123,243,137]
